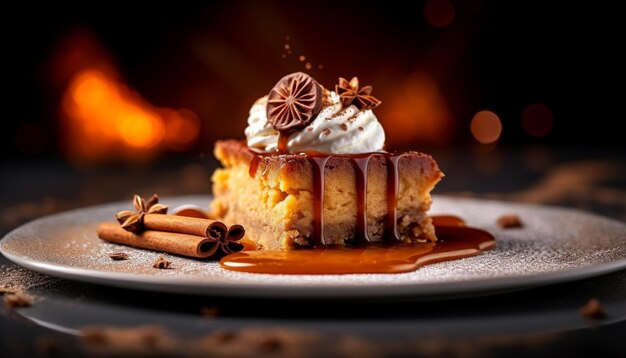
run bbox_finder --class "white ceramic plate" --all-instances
[1,195,625,298]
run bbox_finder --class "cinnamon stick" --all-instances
[143,214,227,240]
[97,223,215,258]
[227,224,245,241]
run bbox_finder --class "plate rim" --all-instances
[2,246,626,298]
[1,195,625,298]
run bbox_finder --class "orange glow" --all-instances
[163,109,201,151]
[471,110,502,144]
[522,103,554,137]
[61,69,199,163]
[424,0,455,28]
[379,72,453,147]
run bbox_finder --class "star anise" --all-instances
[152,255,172,269]
[115,194,168,233]
[335,77,382,110]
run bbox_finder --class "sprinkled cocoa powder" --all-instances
[4,291,34,308]
[2,196,624,293]
[0,265,58,294]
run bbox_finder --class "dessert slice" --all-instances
[212,140,442,250]
[211,72,443,250]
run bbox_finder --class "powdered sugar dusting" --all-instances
[1,195,625,297]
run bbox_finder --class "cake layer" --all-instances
[211,140,443,250]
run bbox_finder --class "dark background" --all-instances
[1,3,625,357]
[1,1,623,164]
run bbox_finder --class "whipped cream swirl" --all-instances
[245,91,385,154]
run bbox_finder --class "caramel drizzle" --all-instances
[310,156,329,246]
[351,155,372,244]
[249,156,261,177]
[386,155,403,242]
[249,150,404,247]
[277,133,289,153]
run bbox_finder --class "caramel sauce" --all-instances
[306,152,426,245]
[234,148,495,275]
[431,215,466,227]
[249,155,261,177]
[351,155,372,244]
[277,133,289,153]
[385,154,403,242]
[220,217,495,274]
[310,156,330,246]
[172,206,495,274]
[250,151,409,246]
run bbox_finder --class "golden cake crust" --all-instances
[212,140,443,250]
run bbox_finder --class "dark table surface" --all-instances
[1,145,625,357]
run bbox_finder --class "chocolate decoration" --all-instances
[267,72,322,134]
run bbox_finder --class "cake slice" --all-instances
[211,140,443,250]
[210,72,444,250]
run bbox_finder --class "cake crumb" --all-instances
[209,329,238,345]
[580,298,606,319]
[497,214,523,228]
[0,284,18,295]
[4,291,34,308]
[152,256,172,269]
[81,325,175,353]
[82,328,108,344]
[109,252,129,261]
[257,336,283,352]
[200,306,219,317]
[36,336,63,355]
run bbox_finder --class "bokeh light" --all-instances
[163,109,201,152]
[62,69,199,163]
[521,103,554,137]
[471,110,502,144]
[380,72,453,147]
